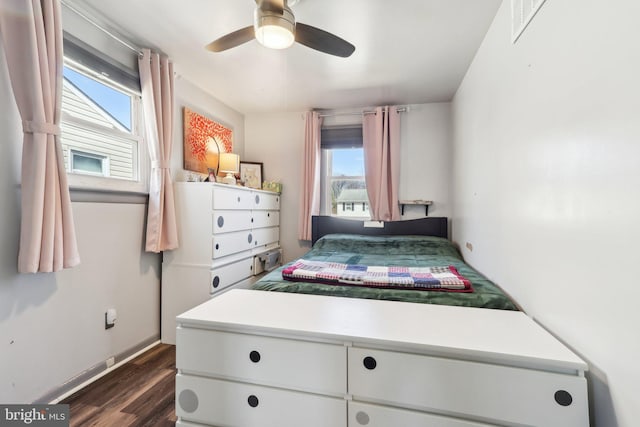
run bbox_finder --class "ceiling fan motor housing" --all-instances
[254,5,296,49]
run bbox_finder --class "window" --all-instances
[60,33,147,193]
[320,126,370,219]
[70,150,108,176]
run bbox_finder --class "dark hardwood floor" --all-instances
[61,344,177,427]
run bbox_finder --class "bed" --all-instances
[252,216,518,310]
[174,216,589,427]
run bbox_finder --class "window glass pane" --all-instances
[63,66,132,131]
[332,148,364,176]
[72,152,104,175]
[323,147,369,218]
[61,121,137,181]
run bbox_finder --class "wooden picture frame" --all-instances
[240,161,263,189]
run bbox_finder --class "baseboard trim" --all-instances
[35,335,160,404]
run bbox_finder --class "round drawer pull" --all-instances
[251,217,254,223]
[178,389,199,413]
[217,216,224,228]
[237,196,241,202]
[363,356,377,370]
[215,243,220,250]
[249,350,261,363]
[247,234,253,243]
[212,276,220,289]
[248,395,259,408]
[255,195,260,204]
[355,411,370,425]
[554,390,573,407]
[267,212,270,217]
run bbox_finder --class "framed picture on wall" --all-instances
[240,162,263,189]
[183,107,233,174]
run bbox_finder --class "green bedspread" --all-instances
[251,234,519,310]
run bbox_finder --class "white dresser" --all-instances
[175,290,589,427]
[161,183,281,344]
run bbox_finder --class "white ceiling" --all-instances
[78,0,501,114]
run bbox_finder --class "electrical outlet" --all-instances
[466,242,474,251]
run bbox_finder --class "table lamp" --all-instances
[219,153,239,185]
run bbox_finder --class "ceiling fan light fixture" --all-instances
[254,7,295,49]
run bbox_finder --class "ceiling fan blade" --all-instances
[295,23,355,58]
[257,0,285,14]
[206,26,255,52]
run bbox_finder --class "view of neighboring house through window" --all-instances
[320,125,370,219]
[61,62,141,182]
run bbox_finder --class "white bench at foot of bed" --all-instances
[175,289,589,427]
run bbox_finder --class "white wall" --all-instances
[399,103,452,219]
[245,112,308,260]
[244,103,452,261]
[452,1,640,425]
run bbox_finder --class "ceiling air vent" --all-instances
[511,0,548,43]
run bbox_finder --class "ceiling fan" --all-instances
[205,0,355,57]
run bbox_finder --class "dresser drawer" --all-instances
[253,192,280,210]
[252,210,279,228]
[177,328,346,395]
[213,210,252,233]
[250,226,279,249]
[349,402,491,427]
[210,258,253,294]
[175,420,208,427]
[213,186,253,210]
[348,347,588,426]
[212,230,252,258]
[176,374,346,427]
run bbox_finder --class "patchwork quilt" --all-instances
[282,259,473,292]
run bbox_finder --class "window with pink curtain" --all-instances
[362,106,401,222]
[298,111,322,241]
[139,49,178,252]
[0,0,80,273]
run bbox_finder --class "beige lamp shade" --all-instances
[219,152,239,185]
[219,153,240,173]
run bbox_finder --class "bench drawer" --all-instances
[348,347,588,426]
[176,374,346,427]
[177,328,346,395]
[349,401,492,427]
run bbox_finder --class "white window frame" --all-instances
[61,59,149,194]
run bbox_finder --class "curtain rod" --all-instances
[61,0,143,56]
[318,107,407,118]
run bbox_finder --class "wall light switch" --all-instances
[105,308,117,329]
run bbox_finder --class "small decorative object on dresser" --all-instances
[206,168,217,183]
[240,161,263,189]
[262,181,282,193]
